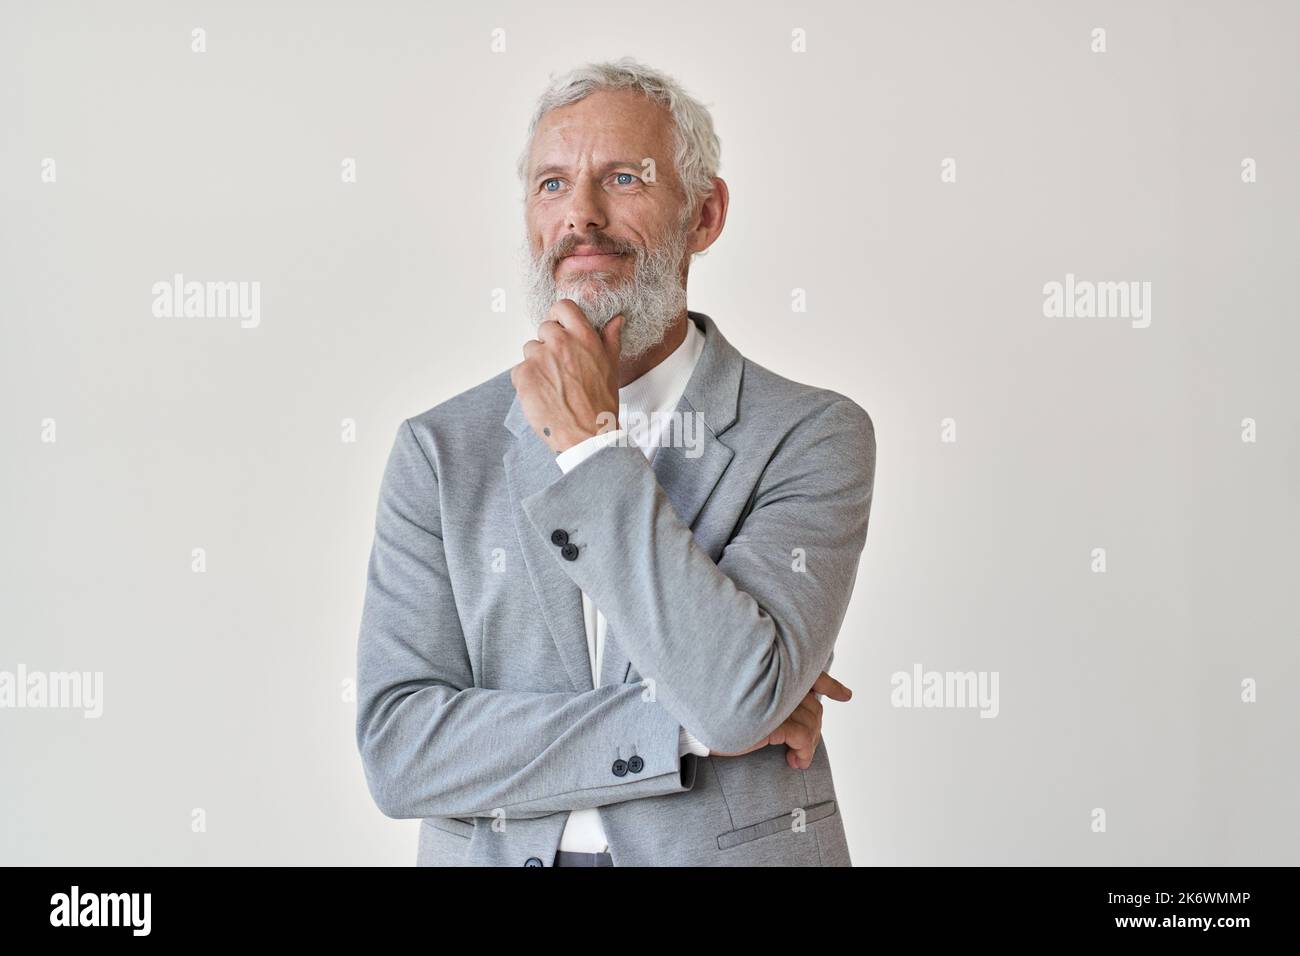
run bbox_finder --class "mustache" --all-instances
[542,233,641,267]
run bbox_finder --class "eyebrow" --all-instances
[531,159,648,182]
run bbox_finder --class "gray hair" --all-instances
[515,57,722,222]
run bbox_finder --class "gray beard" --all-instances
[520,223,690,361]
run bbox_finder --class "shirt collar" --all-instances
[618,314,704,421]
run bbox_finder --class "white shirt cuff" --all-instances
[555,428,626,474]
[678,726,711,757]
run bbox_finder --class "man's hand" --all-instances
[511,300,624,454]
[709,671,852,769]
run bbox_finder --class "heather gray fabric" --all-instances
[554,850,614,867]
[356,311,876,866]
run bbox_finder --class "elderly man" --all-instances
[355,57,876,867]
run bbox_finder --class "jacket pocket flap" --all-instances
[717,799,837,850]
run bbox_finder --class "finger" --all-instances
[812,670,852,702]
[786,738,817,769]
[777,711,816,751]
[548,299,593,334]
[535,319,566,343]
[521,339,544,360]
[784,739,814,770]
[602,314,625,361]
[782,711,821,764]
[796,693,824,720]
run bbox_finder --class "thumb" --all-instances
[602,314,625,361]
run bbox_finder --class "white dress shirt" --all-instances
[552,315,711,853]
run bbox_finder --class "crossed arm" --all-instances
[355,398,875,820]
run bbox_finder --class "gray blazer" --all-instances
[355,311,876,866]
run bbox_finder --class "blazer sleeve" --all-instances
[520,398,876,755]
[355,420,698,821]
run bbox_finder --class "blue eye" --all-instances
[542,178,561,192]
[615,173,637,185]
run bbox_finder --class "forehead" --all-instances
[527,89,674,172]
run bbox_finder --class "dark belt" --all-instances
[554,849,614,867]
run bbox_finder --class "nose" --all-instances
[564,176,608,235]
